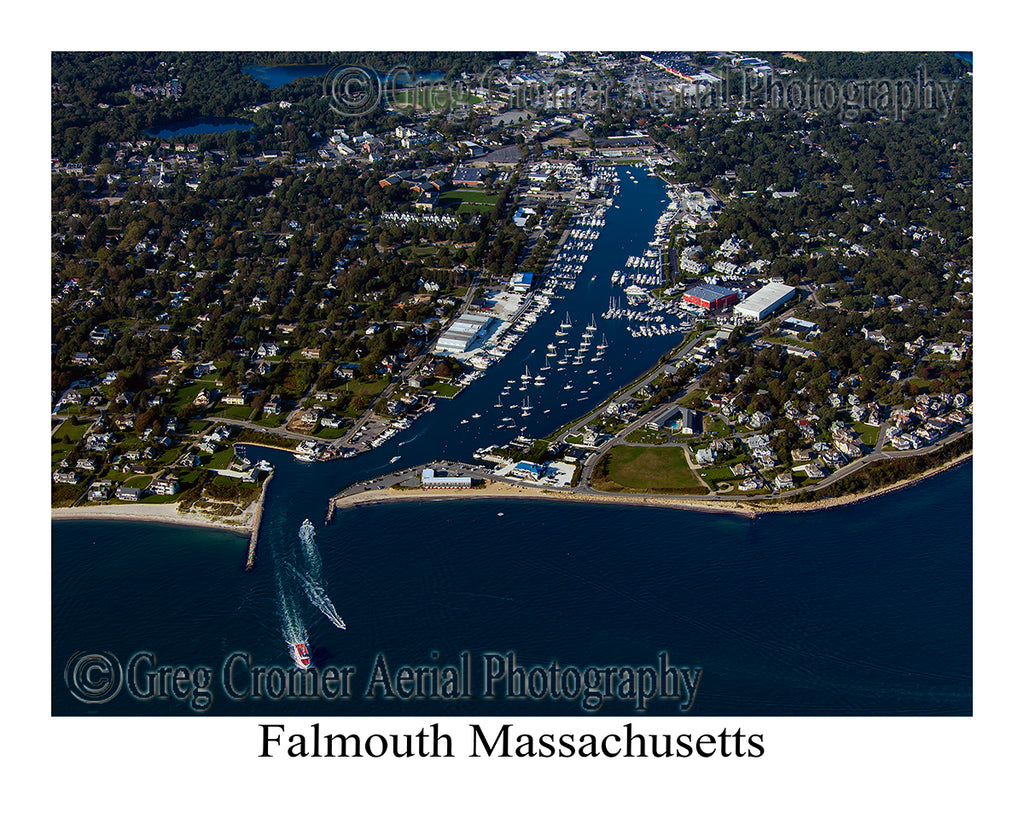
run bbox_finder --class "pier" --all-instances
[244,471,273,571]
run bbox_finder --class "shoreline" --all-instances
[50,451,972,531]
[329,452,972,518]
[50,500,255,535]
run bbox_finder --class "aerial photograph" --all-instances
[51,50,973,721]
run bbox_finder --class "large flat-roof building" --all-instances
[510,271,533,293]
[421,468,472,488]
[682,284,739,310]
[435,313,493,353]
[734,282,797,320]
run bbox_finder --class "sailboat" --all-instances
[521,396,532,417]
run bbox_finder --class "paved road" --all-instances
[556,327,716,446]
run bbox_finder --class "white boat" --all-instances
[390,455,401,464]
[290,642,312,669]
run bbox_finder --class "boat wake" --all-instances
[289,564,347,630]
[296,519,347,629]
[276,570,307,648]
[273,518,347,661]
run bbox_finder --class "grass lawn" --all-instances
[390,86,480,113]
[236,429,298,450]
[155,446,186,466]
[169,383,205,413]
[344,377,389,397]
[439,189,499,213]
[400,244,440,259]
[852,422,880,447]
[624,428,664,444]
[214,404,254,421]
[700,466,738,482]
[140,492,179,504]
[203,447,236,471]
[315,426,348,439]
[426,381,462,398]
[51,418,92,444]
[593,445,707,494]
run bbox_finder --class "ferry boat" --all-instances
[291,642,312,668]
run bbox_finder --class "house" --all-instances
[774,472,795,491]
[223,393,247,406]
[115,486,143,502]
[150,478,180,496]
[87,482,112,502]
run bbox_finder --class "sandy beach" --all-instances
[51,451,971,531]
[330,452,972,519]
[51,501,254,534]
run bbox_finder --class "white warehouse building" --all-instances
[734,282,797,321]
[435,313,493,353]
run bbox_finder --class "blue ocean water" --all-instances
[51,167,971,716]
[51,461,972,716]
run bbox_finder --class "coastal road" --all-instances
[554,327,716,447]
